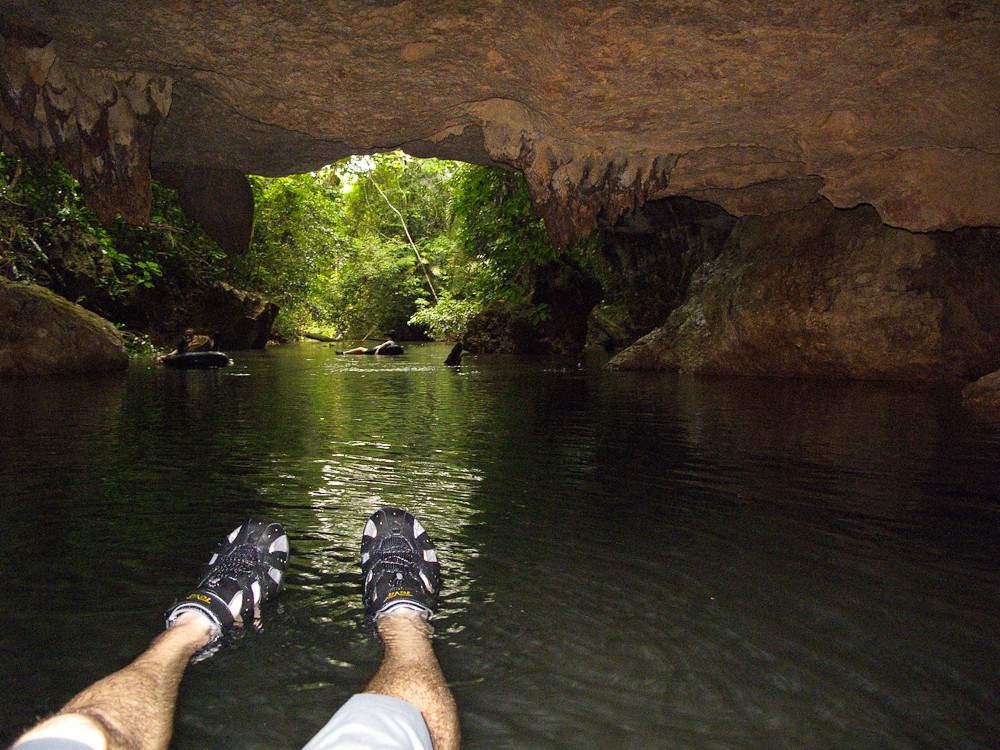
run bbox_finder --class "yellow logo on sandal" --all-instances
[188,594,212,604]
[385,590,412,600]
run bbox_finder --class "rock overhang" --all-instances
[1,0,999,247]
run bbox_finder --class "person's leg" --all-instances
[301,508,459,750]
[13,519,289,750]
[12,613,213,750]
[366,611,460,750]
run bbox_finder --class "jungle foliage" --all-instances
[235,152,572,340]
[1,148,580,343]
[0,151,224,306]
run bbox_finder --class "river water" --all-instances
[0,343,997,749]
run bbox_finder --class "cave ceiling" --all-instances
[1,1,998,246]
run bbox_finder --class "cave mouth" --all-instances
[221,151,618,355]
[2,1,999,392]
[215,152,750,357]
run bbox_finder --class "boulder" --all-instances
[962,371,1000,415]
[0,278,128,376]
[194,281,278,350]
[610,201,1000,382]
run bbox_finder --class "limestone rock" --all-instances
[194,282,277,351]
[609,201,1000,382]
[532,260,603,354]
[1,3,998,244]
[0,23,171,224]
[154,165,253,255]
[0,278,128,376]
[962,371,1000,415]
[462,258,600,355]
[587,302,633,353]
[595,197,738,345]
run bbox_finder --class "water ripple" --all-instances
[0,345,997,749]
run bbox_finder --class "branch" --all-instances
[367,174,439,302]
[1,162,26,206]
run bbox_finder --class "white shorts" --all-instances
[301,693,433,750]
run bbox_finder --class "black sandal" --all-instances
[361,508,441,625]
[165,519,289,655]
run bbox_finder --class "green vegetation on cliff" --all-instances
[1,150,599,350]
[0,152,225,311]
[234,153,579,342]
[2,153,156,299]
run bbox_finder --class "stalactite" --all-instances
[0,27,171,224]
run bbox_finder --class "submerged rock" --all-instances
[610,201,1000,382]
[0,279,127,376]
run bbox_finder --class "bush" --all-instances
[408,292,482,341]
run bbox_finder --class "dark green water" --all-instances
[1,343,998,749]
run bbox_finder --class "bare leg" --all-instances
[14,613,213,750]
[365,611,460,750]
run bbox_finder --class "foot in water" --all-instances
[361,507,441,626]
[165,519,289,659]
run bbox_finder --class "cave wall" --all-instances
[609,200,1000,382]
[2,1,999,381]
[593,196,738,349]
[462,257,603,356]
[0,21,170,225]
[0,1,998,251]
[154,165,254,257]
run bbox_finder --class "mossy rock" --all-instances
[0,278,128,376]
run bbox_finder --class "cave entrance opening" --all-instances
[235,151,521,345]
[232,151,745,356]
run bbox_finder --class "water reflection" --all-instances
[0,345,997,749]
